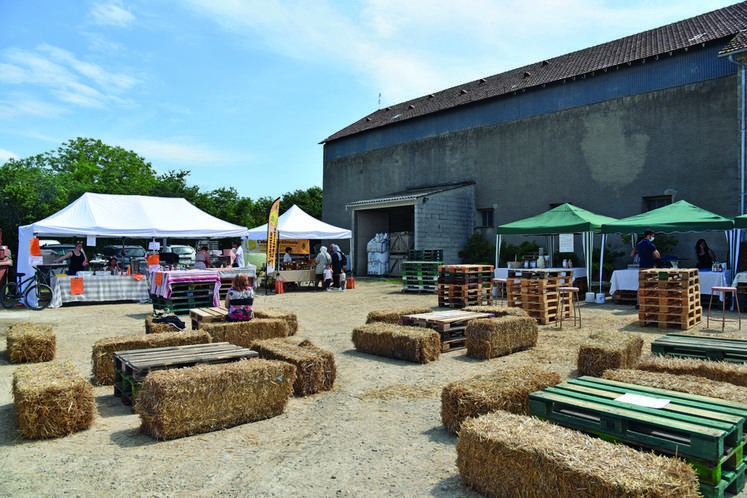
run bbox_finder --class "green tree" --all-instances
[459,232,495,264]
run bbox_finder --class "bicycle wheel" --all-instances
[1,282,19,309]
[25,283,53,311]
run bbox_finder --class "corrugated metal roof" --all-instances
[346,182,474,209]
[323,2,747,144]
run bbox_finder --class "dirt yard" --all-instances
[0,280,743,497]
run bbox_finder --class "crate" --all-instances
[530,376,747,490]
[407,249,443,261]
[651,334,747,363]
[113,342,258,406]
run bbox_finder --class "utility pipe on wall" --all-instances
[728,55,747,216]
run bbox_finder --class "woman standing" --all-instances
[695,239,717,269]
[225,273,254,321]
[54,241,88,275]
[195,246,212,270]
[314,246,331,288]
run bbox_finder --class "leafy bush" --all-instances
[459,233,495,264]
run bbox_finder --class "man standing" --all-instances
[636,229,660,269]
[232,241,244,268]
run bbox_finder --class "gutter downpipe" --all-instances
[728,55,747,216]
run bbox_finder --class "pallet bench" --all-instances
[403,310,493,351]
[529,376,747,493]
[113,342,258,406]
[189,306,229,330]
[651,334,747,363]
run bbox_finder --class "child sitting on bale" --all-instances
[225,274,254,321]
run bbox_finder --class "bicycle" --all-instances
[1,267,54,311]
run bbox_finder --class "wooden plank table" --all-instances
[402,310,493,351]
[113,342,258,406]
[190,306,229,330]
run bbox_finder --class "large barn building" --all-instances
[321,3,747,275]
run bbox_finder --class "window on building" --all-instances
[478,209,494,227]
[643,195,672,212]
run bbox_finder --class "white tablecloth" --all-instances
[50,275,150,308]
[494,267,586,280]
[609,269,733,296]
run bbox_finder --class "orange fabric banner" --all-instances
[70,277,84,295]
[148,254,160,267]
[266,197,281,273]
[155,272,163,286]
[30,238,41,256]
[131,274,144,281]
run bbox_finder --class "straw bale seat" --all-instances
[603,369,747,404]
[13,360,95,439]
[352,323,441,363]
[253,308,298,335]
[135,359,295,440]
[465,316,538,360]
[636,355,747,386]
[460,305,529,318]
[91,330,211,385]
[7,322,55,363]
[577,331,644,377]
[441,365,560,433]
[251,338,335,396]
[457,411,700,498]
[365,306,433,325]
[202,318,289,347]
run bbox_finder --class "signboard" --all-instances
[266,198,281,273]
[559,233,574,253]
[248,239,309,254]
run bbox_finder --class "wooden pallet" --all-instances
[441,336,466,352]
[401,285,437,294]
[639,308,702,329]
[614,289,638,305]
[529,377,747,478]
[439,264,494,274]
[639,268,700,282]
[651,334,747,363]
[407,250,443,261]
[403,310,493,335]
[189,306,228,330]
[113,342,258,406]
[438,296,493,308]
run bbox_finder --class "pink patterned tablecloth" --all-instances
[149,269,221,306]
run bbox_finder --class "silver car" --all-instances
[162,245,196,267]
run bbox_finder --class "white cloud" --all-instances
[0,148,18,163]
[0,93,68,119]
[118,139,240,166]
[90,3,135,27]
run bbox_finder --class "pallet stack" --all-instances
[151,281,216,315]
[437,264,494,307]
[530,376,747,497]
[506,269,572,324]
[638,269,702,329]
[402,309,494,351]
[401,249,443,293]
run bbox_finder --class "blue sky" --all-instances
[0,0,739,199]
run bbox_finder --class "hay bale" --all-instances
[135,359,295,440]
[465,316,538,360]
[636,355,747,386]
[203,318,289,347]
[461,305,530,318]
[253,308,298,335]
[577,331,643,377]
[7,322,55,363]
[441,365,560,433]
[91,330,211,385]
[251,338,336,396]
[144,314,181,334]
[603,369,747,404]
[13,360,95,439]
[365,306,433,325]
[352,323,441,363]
[457,411,700,498]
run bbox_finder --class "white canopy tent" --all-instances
[17,192,249,281]
[246,204,351,240]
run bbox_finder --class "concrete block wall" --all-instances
[414,185,475,264]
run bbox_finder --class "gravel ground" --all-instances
[0,280,744,497]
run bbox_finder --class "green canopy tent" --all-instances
[495,203,617,292]
[600,200,737,275]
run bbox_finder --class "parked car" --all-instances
[101,245,147,267]
[160,245,196,267]
[40,244,77,270]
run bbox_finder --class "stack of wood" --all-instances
[437,264,494,308]
[639,269,701,329]
[506,268,572,324]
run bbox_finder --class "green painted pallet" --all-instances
[529,377,747,466]
[699,461,747,498]
[651,333,747,363]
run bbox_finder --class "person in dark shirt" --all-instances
[695,239,717,269]
[54,241,88,275]
[636,229,660,269]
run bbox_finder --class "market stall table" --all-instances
[50,274,149,308]
[610,269,732,297]
[274,269,316,286]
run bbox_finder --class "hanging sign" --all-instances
[266,198,281,273]
[251,239,309,254]
[559,234,574,253]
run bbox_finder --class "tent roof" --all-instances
[246,204,351,240]
[735,214,747,229]
[600,200,734,233]
[495,203,617,235]
[22,192,249,238]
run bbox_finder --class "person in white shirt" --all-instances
[232,241,244,268]
[283,247,293,264]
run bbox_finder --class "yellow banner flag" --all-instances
[266,198,281,273]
